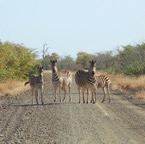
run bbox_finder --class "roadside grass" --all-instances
[0,80,29,96]
[109,73,145,102]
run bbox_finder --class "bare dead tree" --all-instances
[41,43,49,69]
[42,43,49,59]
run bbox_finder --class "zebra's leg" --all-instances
[107,86,111,104]
[40,88,44,104]
[94,89,97,104]
[91,87,95,103]
[63,87,66,102]
[31,88,34,104]
[92,90,95,104]
[90,91,93,103]
[59,87,61,102]
[54,87,57,102]
[68,85,71,102]
[82,89,85,103]
[102,87,106,103]
[94,87,97,103]
[86,89,89,104]
[78,87,81,103]
[91,87,96,104]
[35,89,39,105]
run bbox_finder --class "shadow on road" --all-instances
[9,102,79,107]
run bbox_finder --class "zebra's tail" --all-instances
[24,81,30,86]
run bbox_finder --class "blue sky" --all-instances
[1,0,145,58]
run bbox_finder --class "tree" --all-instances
[116,44,145,76]
[94,51,114,70]
[0,42,37,81]
[42,43,49,68]
[50,52,59,60]
[58,55,76,70]
[76,52,93,68]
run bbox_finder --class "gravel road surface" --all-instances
[0,73,145,144]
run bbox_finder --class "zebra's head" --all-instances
[50,60,58,73]
[88,60,96,75]
[38,66,43,77]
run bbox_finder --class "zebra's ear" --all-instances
[92,71,95,75]
[93,60,96,63]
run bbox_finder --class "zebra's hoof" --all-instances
[102,100,105,103]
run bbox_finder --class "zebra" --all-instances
[50,60,72,102]
[85,74,111,104]
[25,66,44,105]
[75,60,97,104]
[96,75,111,103]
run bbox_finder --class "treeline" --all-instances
[42,43,145,76]
[1,41,145,82]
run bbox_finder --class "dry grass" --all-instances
[43,70,51,74]
[0,80,29,97]
[112,74,145,91]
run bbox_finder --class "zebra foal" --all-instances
[50,60,72,102]
[25,66,44,105]
[96,75,111,103]
[75,60,97,104]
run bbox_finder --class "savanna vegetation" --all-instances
[0,41,38,81]
[1,40,145,100]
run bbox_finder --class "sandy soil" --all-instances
[0,73,145,144]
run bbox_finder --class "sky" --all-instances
[1,0,145,58]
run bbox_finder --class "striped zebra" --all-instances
[86,75,111,104]
[96,75,111,103]
[25,66,44,105]
[75,60,97,104]
[50,60,72,102]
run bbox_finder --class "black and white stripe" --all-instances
[50,60,72,102]
[96,75,111,103]
[75,60,97,104]
[25,66,44,104]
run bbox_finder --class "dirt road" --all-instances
[0,73,145,144]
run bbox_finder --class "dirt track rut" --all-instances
[0,73,145,144]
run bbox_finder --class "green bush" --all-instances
[123,61,145,76]
[0,42,37,82]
